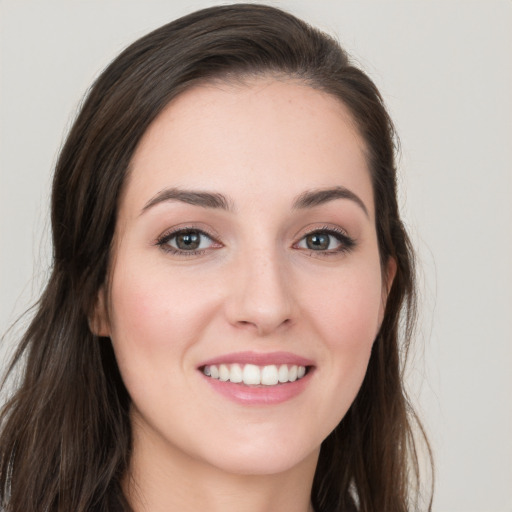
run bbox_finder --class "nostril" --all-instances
[235,317,292,335]
[237,320,255,329]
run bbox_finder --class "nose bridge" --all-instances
[227,242,294,335]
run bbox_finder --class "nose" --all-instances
[224,248,295,336]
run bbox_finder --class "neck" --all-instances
[124,418,318,512]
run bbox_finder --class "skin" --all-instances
[93,77,394,512]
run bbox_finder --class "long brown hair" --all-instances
[0,4,432,511]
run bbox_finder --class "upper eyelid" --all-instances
[294,224,352,240]
[297,232,350,245]
[155,225,220,244]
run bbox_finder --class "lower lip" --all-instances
[201,370,313,405]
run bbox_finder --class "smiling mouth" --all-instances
[201,363,310,386]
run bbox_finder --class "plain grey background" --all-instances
[1,1,511,511]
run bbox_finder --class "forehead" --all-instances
[123,77,373,217]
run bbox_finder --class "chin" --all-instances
[194,429,322,477]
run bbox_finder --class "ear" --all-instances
[379,256,397,325]
[89,286,111,337]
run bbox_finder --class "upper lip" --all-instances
[198,351,315,368]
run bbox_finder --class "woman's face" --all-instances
[96,78,393,476]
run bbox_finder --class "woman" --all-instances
[0,4,432,511]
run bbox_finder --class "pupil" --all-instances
[177,231,200,250]
[307,233,329,250]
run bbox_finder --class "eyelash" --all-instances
[155,227,220,256]
[155,226,356,257]
[295,226,356,257]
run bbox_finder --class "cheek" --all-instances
[105,262,221,399]
[303,261,383,404]
[309,263,383,348]
[105,263,225,423]
[109,263,218,345]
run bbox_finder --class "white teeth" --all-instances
[230,363,243,383]
[202,363,308,386]
[219,364,229,381]
[243,364,261,385]
[278,364,289,383]
[261,365,279,386]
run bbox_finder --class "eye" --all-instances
[295,228,355,254]
[156,228,219,255]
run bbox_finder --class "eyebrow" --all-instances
[140,185,368,217]
[292,186,369,217]
[141,188,233,214]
